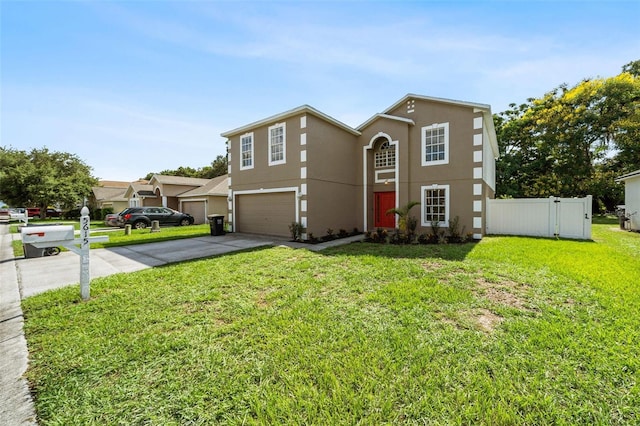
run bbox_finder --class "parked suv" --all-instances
[118,207,194,229]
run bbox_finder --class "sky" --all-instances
[1,0,638,182]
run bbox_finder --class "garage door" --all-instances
[182,201,206,224]
[236,192,295,237]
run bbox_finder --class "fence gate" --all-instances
[486,196,592,240]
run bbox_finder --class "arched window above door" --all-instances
[374,139,396,168]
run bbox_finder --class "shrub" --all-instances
[289,222,304,241]
[321,228,336,242]
[447,215,466,243]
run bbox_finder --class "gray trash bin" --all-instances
[21,224,74,258]
[207,214,225,236]
[23,243,45,258]
[616,207,628,230]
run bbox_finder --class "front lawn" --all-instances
[22,220,639,424]
[12,224,211,256]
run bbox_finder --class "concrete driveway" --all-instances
[15,233,282,298]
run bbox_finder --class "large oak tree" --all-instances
[495,61,640,212]
[0,147,97,214]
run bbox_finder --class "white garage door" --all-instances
[236,192,295,237]
[182,201,206,224]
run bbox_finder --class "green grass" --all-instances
[12,224,211,256]
[22,219,640,424]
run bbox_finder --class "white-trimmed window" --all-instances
[375,140,396,168]
[240,132,254,170]
[421,184,449,226]
[269,123,286,166]
[422,122,449,166]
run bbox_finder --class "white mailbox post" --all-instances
[21,207,109,301]
[73,207,109,300]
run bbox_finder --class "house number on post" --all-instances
[65,206,109,301]
[80,207,91,300]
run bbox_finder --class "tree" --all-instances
[199,155,228,179]
[0,147,97,214]
[495,63,640,212]
[143,155,228,180]
[622,59,640,77]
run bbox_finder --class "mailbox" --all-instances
[21,225,75,258]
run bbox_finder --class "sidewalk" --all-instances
[0,224,37,425]
[0,224,363,424]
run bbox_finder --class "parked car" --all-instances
[26,207,41,218]
[46,208,62,218]
[104,213,120,227]
[0,208,10,222]
[9,208,27,221]
[118,207,194,229]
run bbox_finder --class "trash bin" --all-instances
[207,214,225,236]
[21,224,74,258]
[23,243,46,258]
[616,207,628,230]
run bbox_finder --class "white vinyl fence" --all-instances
[486,196,592,240]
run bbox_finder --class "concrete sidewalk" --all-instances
[1,223,363,424]
[0,224,37,425]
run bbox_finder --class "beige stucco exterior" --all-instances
[178,174,229,224]
[222,94,498,239]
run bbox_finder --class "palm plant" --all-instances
[386,201,420,241]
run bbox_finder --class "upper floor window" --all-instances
[375,140,396,168]
[269,123,286,166]
[422,122,449,166]
[240,132,254,170]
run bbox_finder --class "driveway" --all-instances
[15,233,282,298]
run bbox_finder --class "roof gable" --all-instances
[357,113,415,131]
[383,93,492,114]
[124,182,156,199]
[221,105,360,138]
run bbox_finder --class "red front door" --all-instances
[374,191,396,228]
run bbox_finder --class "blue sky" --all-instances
[2,0,638,182]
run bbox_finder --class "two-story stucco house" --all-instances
[221,94,499,239]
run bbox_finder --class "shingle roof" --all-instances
[150,175,211,186]
[179,174,229,198]
[93,180,149,201]
[92,187,127,202]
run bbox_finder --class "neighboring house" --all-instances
[123,181,160,207]
[147,175,211,210]
[178,174,229,224]
[91,180,147,213]
[122,174,229,221]
[221,93,499,239]
[616,169,640,231]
